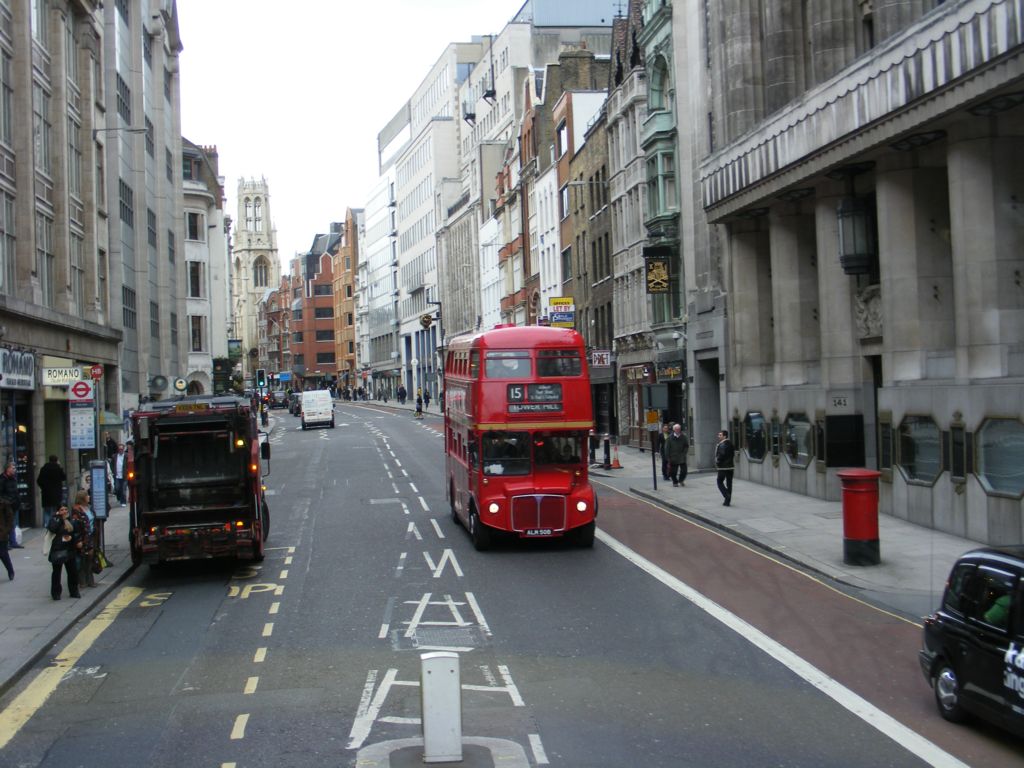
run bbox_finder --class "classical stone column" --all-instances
[728,219,773,388]
[876,157,954,383]
[805,0,858,86]
[873,0,929,45]
[770,204,820,386]
[721,0,765,141]
[814,182,859,390]
[762,0,803,115]
[948,123,1024,379]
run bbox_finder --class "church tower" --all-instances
[231,178,280,381]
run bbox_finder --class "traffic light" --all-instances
[420,314,433,329]
[255,368,266,388]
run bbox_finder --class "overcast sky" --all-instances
[177,0,524,270]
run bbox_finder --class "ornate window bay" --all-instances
[898,416,941,484]
[977,419,1024,497]
[784,413,813,468]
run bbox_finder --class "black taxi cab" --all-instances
[919,546,1024,737]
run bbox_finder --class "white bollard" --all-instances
[421,651,462,763]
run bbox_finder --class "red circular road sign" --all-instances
[70,380,93,399]
[90,364,103,379]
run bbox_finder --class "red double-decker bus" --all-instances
[443,325,597,550]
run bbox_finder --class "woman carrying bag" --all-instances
[47,502,83,600]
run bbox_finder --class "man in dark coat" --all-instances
[36,455,66,527]
[666,423,689,487]
[715,429,736,506]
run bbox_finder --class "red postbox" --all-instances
[838,468,881,565]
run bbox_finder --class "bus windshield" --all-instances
[534,432,585,466]
[482,431,531,475]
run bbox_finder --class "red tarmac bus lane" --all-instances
[595,485,1022,768]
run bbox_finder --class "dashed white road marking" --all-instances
[253,648,267,663]
[269,602,280,615]
[430,518,445,539]
[262,623,274,637]
[418,496,430,512]
[529,734,549,765]
[230,713,249,739]
[244,676,259,695]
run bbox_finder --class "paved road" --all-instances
[0,402,1017,767]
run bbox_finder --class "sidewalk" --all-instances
[366,397,975,620]
[0,502,134,698]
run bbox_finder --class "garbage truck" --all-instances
[127,394,271,565]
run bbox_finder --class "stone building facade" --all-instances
[696,0,1024,543]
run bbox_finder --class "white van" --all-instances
[300,389,335,430]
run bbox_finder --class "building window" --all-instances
[165,147,173,182]
[313,284,332,296]
[164,68,171,101]
[190,315,204,352]
[649,56,669,111]
[150,301,160,338]
[316,352,335,365]
[35,212,54,308]
[315,329,334,342]
[292,332,303,344]
[744,411,767,462]
[188,261,203,298]
[557,121,568,157]
[314,307,334,319]
[0,52,12,146]
[31,0,49,48]
[253,257,268,287]
[977,419,1024,497]
[122,285,137,329]
[254,198,262,231]
[0,192,14,295]
[97,248,107,315]
[244,198,252,230]
[143,28,152,68]
[32,82,51,174]
[68,117,82,199]
[115,0,129,23]
[70,232,84,314]
[346,285,353,298]
[115,73,131,123]
[646,151,677,217]
[898,416,941,484]
[147,208,157,247]
[168,229,175,262]
[118,178,134,227]
[186,211,205,241]
[170,311,177,347]
[145,117,154,157]
[783,413,813,468]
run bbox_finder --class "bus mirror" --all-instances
[261,441,271,460]
[138,417,149,441]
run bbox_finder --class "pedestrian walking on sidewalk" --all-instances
[666,423,689,486]
[0,461,21,549]
[0,488,14,580]
[415,392,424,419]
[37,454,66,527]
[715,430,735,506]
[111,443,127,506]
[657,424,671,480]
[423,390,431,410]
[47,503,82,599]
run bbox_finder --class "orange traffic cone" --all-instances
[611,443,623,469]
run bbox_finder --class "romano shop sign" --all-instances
[0,347,35,390]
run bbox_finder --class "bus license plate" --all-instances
[524,528,553,537]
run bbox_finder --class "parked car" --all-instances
[269,390,288,409]
[919,546,1024,738]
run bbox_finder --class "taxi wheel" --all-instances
[933,661,968,723]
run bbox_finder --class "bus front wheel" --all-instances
[574,521,595,548]
[469,509,491,551]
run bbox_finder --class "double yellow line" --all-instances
[0,587,143,750]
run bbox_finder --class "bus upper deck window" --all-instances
[537,349,582,377]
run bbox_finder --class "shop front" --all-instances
[619,362,655,448]
[0,347,36,527]
[656,357,687,433]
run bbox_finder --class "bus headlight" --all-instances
[488,502,500,514]
[576,501,588,512]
